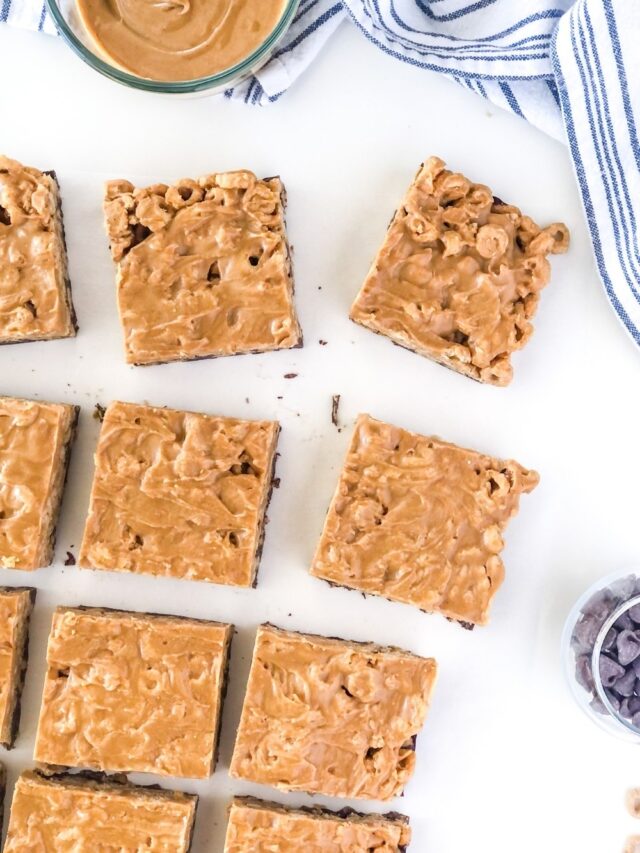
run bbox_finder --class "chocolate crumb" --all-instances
[64,552,76,566]
[272,477,281,489]
[284,373,298,379]
[319,339,328,346]
[331,394,341,428]
[277,395,283,400]
[245,397,250,404]
[93,403,106,422]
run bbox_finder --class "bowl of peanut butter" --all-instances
[46,0,300,94]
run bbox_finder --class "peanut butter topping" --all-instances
[79,401,279,585]
[0,587,34,746]
[230,625,437,801]
[225,797,411,852]
[77,0,287,82]
[0,156,75,342]
[350,156,569,386]
[311,414,538,626]
[34,607,232,778]
[104,170,301,365]
[4,771,197,852]
[0,396,77,570]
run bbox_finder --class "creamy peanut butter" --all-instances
[311,414,538,626]
[225,797,411,852]
[4,771,197,852]
[77,0,287,82]
[0,587,35,747]
[230,624,437,801]
[79,401,279,585]
[34,607,233,778]
[0,396,78,570]
[0,156,76,342]
[350,156,569,386]
[104,170,301,365]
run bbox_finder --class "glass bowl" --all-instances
[562,568,640,742]
[45,0,300,96]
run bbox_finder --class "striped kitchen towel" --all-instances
[4,1,640,345]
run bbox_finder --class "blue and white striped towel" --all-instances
[4,1,640,345]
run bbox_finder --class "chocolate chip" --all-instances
[64,551,76,566]
[599,654,625,687]
[575,655,595,692]
[0,205,11,226]
[614,669,637,697]
[131,223,151,247]
[618,630,640,665]
[284,373,298,379]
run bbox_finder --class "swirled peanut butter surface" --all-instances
[4,771,196,852]
[225,798,411,852]
[0,156,75,342]
[230,625,437,801]
[77,0,287,81]
[104,171,300,365]
[350,156,569,385]
[0,588,33,745]
[34,607,232,778]
[311,414,539,626]
[0,397,77,570]
[79,401,278,585]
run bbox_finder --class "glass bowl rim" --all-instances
[592,592,640,737]
[561,566,640,742]
[45,0,301,93]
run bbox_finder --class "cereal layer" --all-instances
[104,170,301,365]
[350,156,569,385]
[0,155,75,342]
[311,414,538,625]
[34,607,232,778]
[230,625,437,800]
[79,401,279,586]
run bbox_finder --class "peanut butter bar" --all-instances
[0,156,77,343]
[103,170,302,365]
[225,797,411,852]
[350,156,569,386]
[311,414,538,627]
[4,771,197,852]
[34,606,233,778]
[0,396,78,570]
[0,587,35,748]
[230,624,437,800]
[79,401,279,585]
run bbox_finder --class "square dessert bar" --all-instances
[350,156,569,386]
[230,624,437,801]
[4,771,197,853]
[103,170,302,365]
[79,401,279,585]
[34,606,233,778]
[225,797,411,852]
[311,414,539,627]
[0,396,79,570]
[0,155,77,343]
[0,587,36,748]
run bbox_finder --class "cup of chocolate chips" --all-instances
[563,570,640,739]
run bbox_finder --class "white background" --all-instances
[1,18,640,853]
